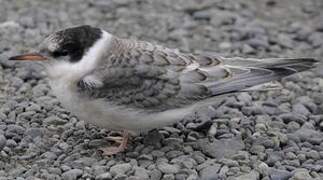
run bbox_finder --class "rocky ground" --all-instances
[1,0,323,179]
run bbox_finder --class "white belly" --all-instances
[48,79,193,132]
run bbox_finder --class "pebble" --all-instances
[196,136,244,158]
[305,150,320,160]
[24,128,44,138]
[5,124,25,137]
[61,169,83,180]
[290,169,313,180]
[157,162,180,174]
[236,170,260,180]
[279,113,306,124]
[199,164,221,179]
[96,172,112,180]
[161,174,175,180]
[149,169,162,180]
[109,163,132,176]
[269,168,293,180]
[292,103,311,116]
[44,115,67,125]
[133,167,149,180]
[0,135,6,150]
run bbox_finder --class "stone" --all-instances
[292,103,310,116]
[199,164,221,179]
[269,168,292,180]
[62,169,83,180]
[157,162,180,174]
[73,157,98,167]
[5,125,25,137]
[0,135,6,150]
[134,167,149,180]
[109,163,132,176]
[24,128,44,138]
[291,124,321,141]
[290,169,313,180]
[96,172,112,180]
[143,130,162,146]
[149,169,162,180]
[305,150,320,160]
[196,136,244,159]
[235,170,260,180]
[192,10,211,21]
[279,113,306,124]
[44,115,67,125]
[161,174,175,180]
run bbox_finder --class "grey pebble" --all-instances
[157,161,180,174]
[72,157,98,168]
[279,113,306,124]
[236,170,260,180]
[133,167,149,180]
[305,150,320,160]
[5,124,25,137]
[292,103,311,116]
[8,166,27,177]
[24,128,44,138]
[0,135,6,150]
[62,169,83,180]
[269,168,293,180]
[149,169,162,180]
[199,163,221,180]
[109,163,132,177]
[96,172,112,180]
[44,115,67,125]
[93,165,107,176]
[290,168,313,180]
[143,130,163,146]
[114,174,127,180]
[6,139,17,148]
[196,136,244,159]
[291,123,321,141]
[161,174,175,180]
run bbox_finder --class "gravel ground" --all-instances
[1,0,323,180]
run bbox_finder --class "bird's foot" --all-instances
[100,130,129,155]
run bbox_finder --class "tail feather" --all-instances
[208,57,319,96]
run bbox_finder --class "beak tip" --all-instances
[8,56,16,61]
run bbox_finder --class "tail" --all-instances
[208,57,319,96]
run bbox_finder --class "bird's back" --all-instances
[77,37,318,113]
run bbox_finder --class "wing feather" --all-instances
[77,38,318,112]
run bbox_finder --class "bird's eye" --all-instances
[52,50,68,57]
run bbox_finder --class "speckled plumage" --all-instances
[12,25,318,132]
[76,36,317,113]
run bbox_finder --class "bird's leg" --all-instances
[105,136,124,144]
[100,130,129,155]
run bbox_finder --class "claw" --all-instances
[100,130,129,155]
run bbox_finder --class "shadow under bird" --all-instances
[9,25,318,155]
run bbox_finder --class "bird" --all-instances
[9,25,318,155]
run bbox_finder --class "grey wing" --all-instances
[77,41,318,112]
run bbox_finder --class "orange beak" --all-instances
[8,53,48,61]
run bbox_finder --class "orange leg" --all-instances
[100,130,129,155]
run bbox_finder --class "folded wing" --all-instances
[77,39,318,112]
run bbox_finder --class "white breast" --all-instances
[48,79,122,129]
[48,76,193,132]
[49,79,193,132]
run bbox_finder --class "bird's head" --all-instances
[9,25,103,64]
